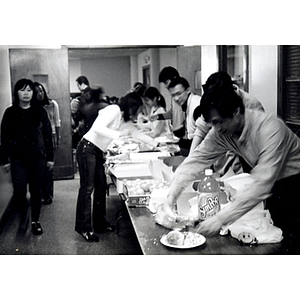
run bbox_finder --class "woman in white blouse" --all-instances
[75,92,158,242]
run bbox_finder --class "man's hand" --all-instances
[195,216,223,236]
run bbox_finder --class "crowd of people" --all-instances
[1,68,300,254]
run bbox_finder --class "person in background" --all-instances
[190,71,265,175]
[73,75,93,136]
[156,83,300,254]
[158,66,179,89]
[150,77,201,156]
[33,82,61,204]
[1,79,53,235]
[75,92,158,242]
[157,67,185,142]
[136,86,170,138]
[76,75,92,106]
[133,83,148,121]
[70,95,84,149]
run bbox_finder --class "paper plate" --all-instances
[160,231,206,249]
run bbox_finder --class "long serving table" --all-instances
[125,203,283,255]
[108,154,283,255]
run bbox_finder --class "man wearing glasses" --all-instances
[150,76,201,156]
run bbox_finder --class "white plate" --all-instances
[160,231,206,249]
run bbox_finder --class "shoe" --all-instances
[42,198,52,205]
[80,231,99,242]
[94,222,115,233]
[31,221,43,235]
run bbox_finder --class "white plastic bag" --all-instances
[220,174,283,244]
[225,209,283,244]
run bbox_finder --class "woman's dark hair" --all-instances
[158,66,179,83]
[134,83,147,98]
[118,92,143,122]
[143,86,166,109]
[194,86,245,122]
[168,76,190,90]
[13,78,34,106]
[32,82,51,106]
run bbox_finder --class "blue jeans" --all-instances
[10,158,45,222]
[75,139,107,232]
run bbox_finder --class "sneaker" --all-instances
[31,221,43,235]
[80,231,99,242]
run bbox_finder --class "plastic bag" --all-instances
[220,174,283,244]
[224,208,283,244]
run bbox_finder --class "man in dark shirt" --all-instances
[76,75,92,106]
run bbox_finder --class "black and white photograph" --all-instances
[0,1,298,299]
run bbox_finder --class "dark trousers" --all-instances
[266,173,300,254]
[42,165,53,200]
[75,139,107,233]
[10,158,45,222]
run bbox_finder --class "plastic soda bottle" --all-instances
[197,169,220,221]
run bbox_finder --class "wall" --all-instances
[0,46,12,124]
[130,55,139,89]
[177,46,202,95]
[201,45,218,86]
[69,58,81,95]
[249,45,278,115]
[79,56,131,98]
[137,48,160,90]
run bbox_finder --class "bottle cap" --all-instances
[204,169,213,176]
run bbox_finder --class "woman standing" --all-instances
[33,82,61,204]
[1,79,54,235]
[75,92,158,242]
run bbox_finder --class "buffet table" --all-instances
[108,159,283,255]
[106,138,283,255]
[125,202,283,255]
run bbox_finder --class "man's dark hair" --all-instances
[202,71,234,93]
[168,77,190,90]
[76,76,89,86]
[195,86,245,122]
[158,66,179,83]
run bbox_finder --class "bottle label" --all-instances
[198,192,220,220]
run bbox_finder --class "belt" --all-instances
[82,138,97,148]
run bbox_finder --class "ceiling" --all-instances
[67,45,179,59]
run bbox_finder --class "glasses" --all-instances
[170,89,187,98]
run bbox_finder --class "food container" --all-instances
[123,178,169,207]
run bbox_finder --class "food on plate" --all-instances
[162,231,206,248]
[166,231,185,246]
